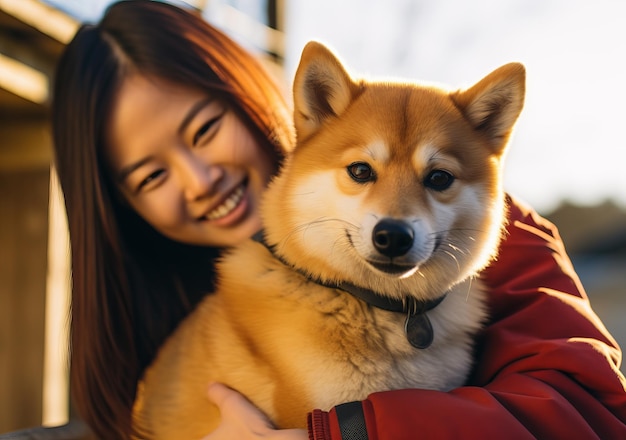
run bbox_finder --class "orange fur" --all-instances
[132,42,525,439]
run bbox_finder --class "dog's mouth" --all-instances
[365,235,444,278]
[367,260,419,278]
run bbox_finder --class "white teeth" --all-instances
[205,185,244,221]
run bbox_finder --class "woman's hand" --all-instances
[201,383,309,440]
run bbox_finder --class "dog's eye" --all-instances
[347,162,376,183]
[424,170,454,191]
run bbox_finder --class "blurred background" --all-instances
[1,0,624,435]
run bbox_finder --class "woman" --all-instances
[51,1,626,439]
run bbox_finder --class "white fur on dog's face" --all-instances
[277,138,488,291]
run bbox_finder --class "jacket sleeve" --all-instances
[307,195,626,440]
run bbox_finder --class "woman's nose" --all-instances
[178,152,223,201]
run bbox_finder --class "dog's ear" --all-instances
[451,63,525,155]
[292,41,360,142]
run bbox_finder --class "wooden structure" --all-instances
[0,0,76,433]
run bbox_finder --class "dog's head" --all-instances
[262,41,525,300]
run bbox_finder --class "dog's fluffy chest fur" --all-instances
[134,242,486,437]
[220,241,487,391]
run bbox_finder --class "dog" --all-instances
[132,41,525,439]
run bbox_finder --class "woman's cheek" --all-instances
[139,187,185,230]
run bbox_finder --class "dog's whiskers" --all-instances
[442,250,461,273]
[465,276,474,302]
[278,217,358,252]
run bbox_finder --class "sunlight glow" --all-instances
[42,168,71,426]
[0,0,79,44]
[0,53,48,104]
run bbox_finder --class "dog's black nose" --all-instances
[372,219,414,258]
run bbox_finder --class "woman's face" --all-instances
[106,75,277,247]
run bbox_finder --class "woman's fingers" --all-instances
[207,382,273,430]
[201,383,308,440]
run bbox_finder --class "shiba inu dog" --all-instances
[132,41,525,438]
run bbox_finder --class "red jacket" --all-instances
[307,195,626,439]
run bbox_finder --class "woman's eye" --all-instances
[347,162,376,183]
[424,170,454,191]
[137,169,164,192]
[193,115,222,146]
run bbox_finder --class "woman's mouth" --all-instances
[201,184,245,221]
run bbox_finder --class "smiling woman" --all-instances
[50,1,293,437]
[105,75,277,246]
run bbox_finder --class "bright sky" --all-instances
[49,0,626,214]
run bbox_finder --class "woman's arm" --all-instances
[308,195,626,439]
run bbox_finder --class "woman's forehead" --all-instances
[105,75,208,167]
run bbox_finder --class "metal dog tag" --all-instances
[405,312,434,349]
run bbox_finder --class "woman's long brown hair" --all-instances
[51,1,294,438]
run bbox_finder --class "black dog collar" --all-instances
[251,231,446,349]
